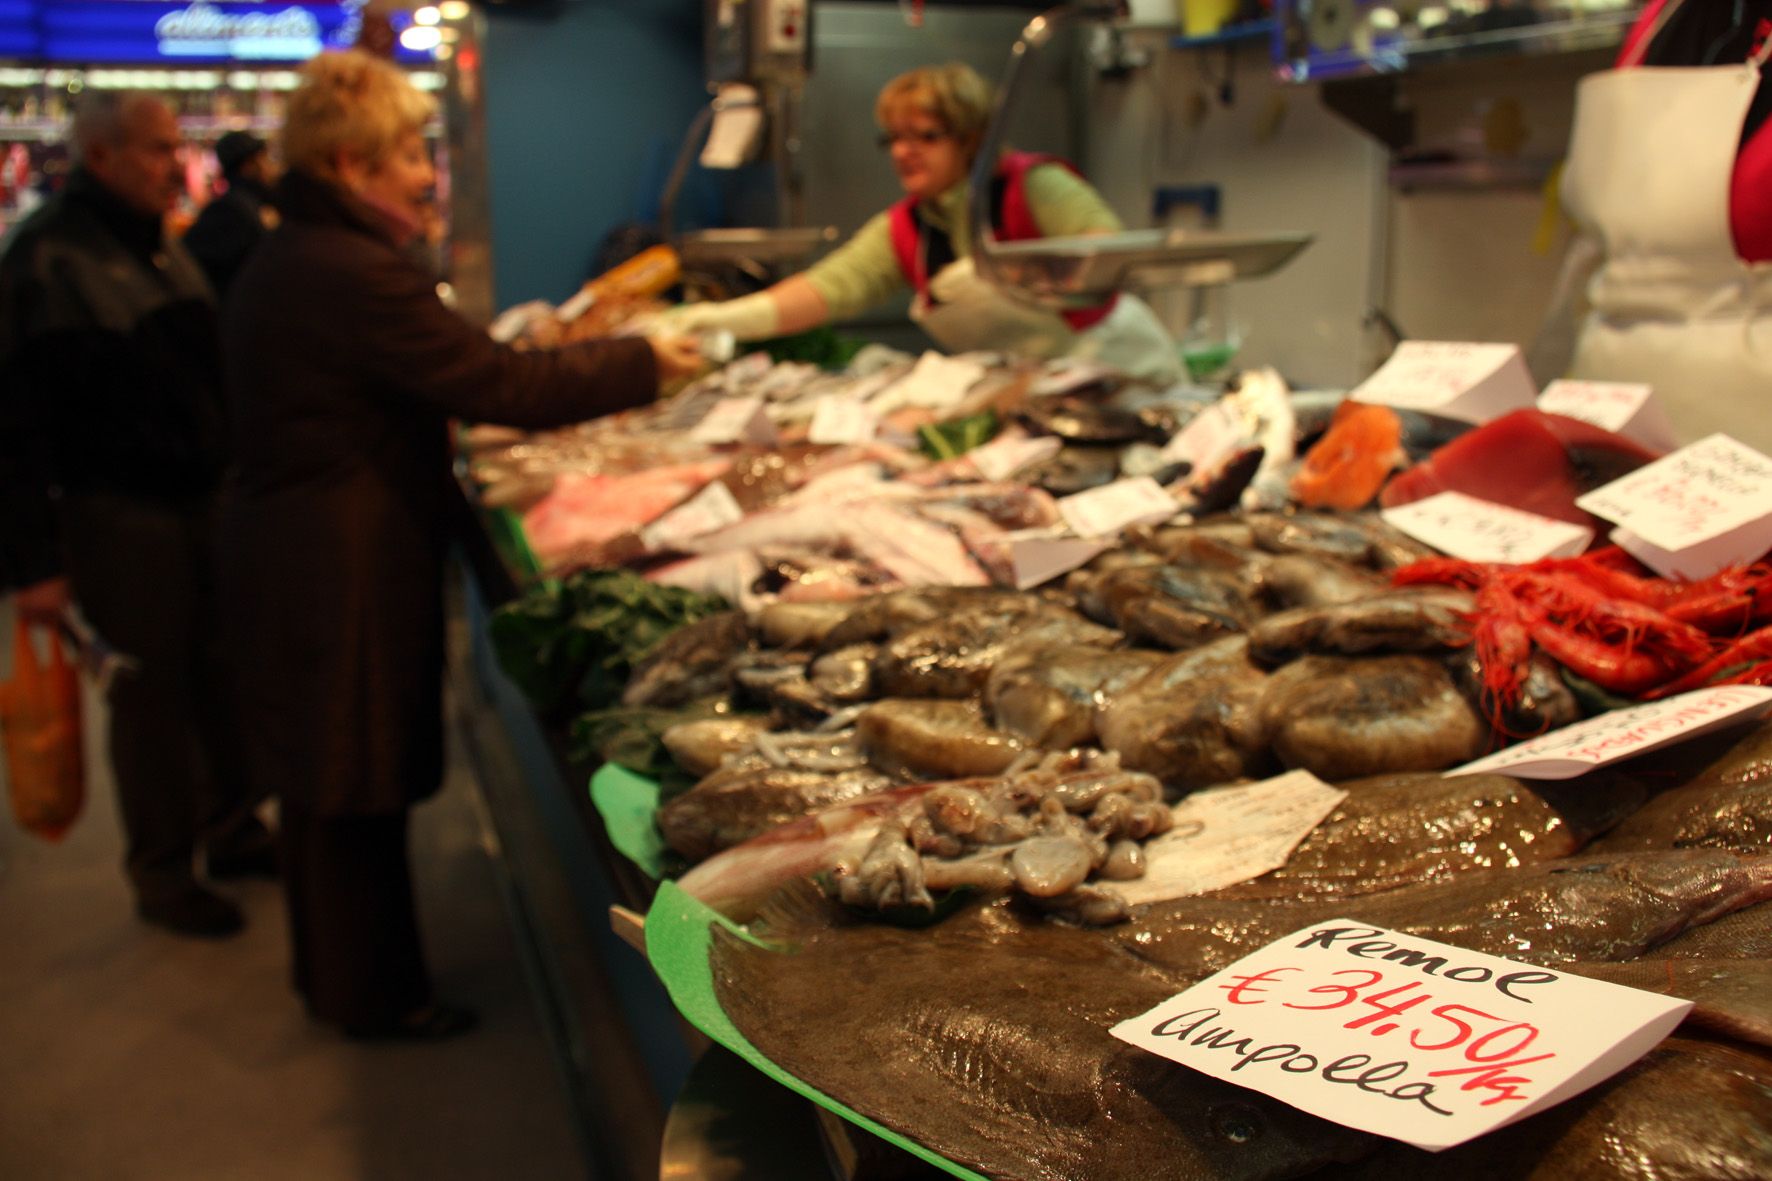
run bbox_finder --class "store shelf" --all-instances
[1389,155,1560,192]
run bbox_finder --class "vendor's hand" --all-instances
[13,576,71,625]
[927,257,980,304]
[648,333,706,383]
[653,293,781,342]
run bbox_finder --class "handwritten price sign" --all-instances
[1349,342,1537,425]
[1381,491,1593,564]
[1111,923,1690,1151]
[1448,685,1772,779]
[1575,435,1772,579]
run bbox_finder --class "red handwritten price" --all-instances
[1212,966,1554,1107]
[1113,920,1695,1151]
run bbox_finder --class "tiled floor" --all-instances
[0,603,590,1181]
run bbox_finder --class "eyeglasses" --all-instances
[877,128,950,149]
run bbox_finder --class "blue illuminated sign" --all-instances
[0,2,433,65]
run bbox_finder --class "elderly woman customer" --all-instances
[664,62,1179,381]
[221,50,701,1040]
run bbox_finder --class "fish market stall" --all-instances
[449,323,1772,1178]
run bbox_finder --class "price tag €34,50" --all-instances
[1110,923,1690,1152]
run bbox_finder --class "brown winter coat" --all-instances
[220,169,656,815]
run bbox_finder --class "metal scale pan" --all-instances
[971,1,1313,309]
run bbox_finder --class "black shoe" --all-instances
[206,843,280,881]
[137,885,245,939]
[343,1003,478,1043]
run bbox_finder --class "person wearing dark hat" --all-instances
[184,129,279,297]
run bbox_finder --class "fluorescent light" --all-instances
[440,1,471,19]
[400,25,444,51]
[414,6,442,25]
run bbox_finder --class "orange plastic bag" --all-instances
[0,616,84,840]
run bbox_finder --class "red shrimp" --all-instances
[1527,624,1692,697]
[1500,571,1714,665]
[1644,627,1772,699]
[1390,557,1494,591]
[1470,581,1533,711]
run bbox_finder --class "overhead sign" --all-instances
[17,2,434,65]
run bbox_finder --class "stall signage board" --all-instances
[1350,342,1537,425]
[1537,380,1676,451]
[1058,477,1180,538]
[640,481,744,552]
[1574,434,1772,579]
[1380,492,1593,564]
[1448,685,1772,780]
[1110,923,1691,1152]
[969,431,1062,482]
[691,395,777,447]
[808,395,877,446]
[1160,400,1244,471]
[30,3,434,65]
[1117,771,1346,905]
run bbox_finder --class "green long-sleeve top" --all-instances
[803,163,1123,322]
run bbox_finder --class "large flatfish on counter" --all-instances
[1657,899,1772,959]
[1322,1036,1772,1180]
[711,888,1376,1180]
[1206,771,1647,902]
[1591,718,1772,855]
[1117,850,1772,979]
[1561,960,1772,1049]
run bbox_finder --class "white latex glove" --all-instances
[656,292,781,341]
[648,333,706,382]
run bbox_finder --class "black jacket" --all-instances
[183,178,273,298]
[221,169,659,814]
[0,169,225,590]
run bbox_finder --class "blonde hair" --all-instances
[282,50,435,181]
[874,63,995,160]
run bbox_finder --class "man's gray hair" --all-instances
[70,90,163,164]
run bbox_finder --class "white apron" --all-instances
[912,257,1183,384]
[1562,0,1772,452]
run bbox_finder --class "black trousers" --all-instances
[59,491,260,903]
[279,804,431,1029]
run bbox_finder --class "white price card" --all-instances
[969,431,1063,481]
[1537,380,1676,451]
[1030,358,1118,396]
[1118,772,1347,905]
[1161,400,1245,471]
[1110,922,1691,1152]
[1350,342,1537,425]
[871,351,988,414]
[1448,685,1772,780]
[1381,492,1593,564]
[690,395,777,447]
[1004,528,1109,590]
[1574,434,1772,579]
[639,480,743,552]
[808,395,877,446]
[1058,477,1180,538]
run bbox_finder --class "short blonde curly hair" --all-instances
[874,63,995,161]
[282,49,435,181]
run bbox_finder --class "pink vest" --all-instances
[887,151,1117,331]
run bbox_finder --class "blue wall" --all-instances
[482,0,705,307]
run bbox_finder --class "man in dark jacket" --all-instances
[183,130,279,298]
[0,91,272,938]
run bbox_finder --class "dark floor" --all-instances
[0,603,590,1181]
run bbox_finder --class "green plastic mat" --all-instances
[485,506,544,584]
[645,881,987,1181]
[589,763,670,880]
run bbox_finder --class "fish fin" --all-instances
[749,877,848,941]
